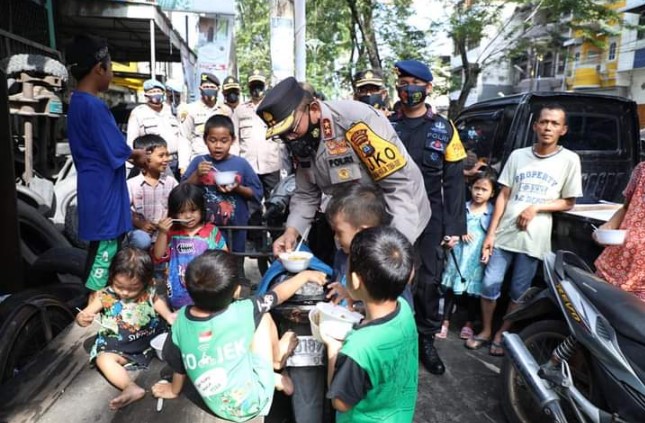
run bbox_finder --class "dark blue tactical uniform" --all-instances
[391,59,467,375]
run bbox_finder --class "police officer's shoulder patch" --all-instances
[445,122,467,162]
[345,121,407,181]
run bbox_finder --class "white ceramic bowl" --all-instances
[308,308,324,343]
[150,332,168,361]
[595,229,627,246]
[316,302,363,341]
[215,171,237,186]
[279,251,313,273]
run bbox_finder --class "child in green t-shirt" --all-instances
[323,226,419,423]
[151,250,327,422]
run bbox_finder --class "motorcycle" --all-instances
[501,250,645,423]
[256,250,334,423]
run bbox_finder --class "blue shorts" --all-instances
[480,248,539,302]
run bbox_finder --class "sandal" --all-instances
[459,326,474,340]
[465,335,491,350]
[436,323,449,339]
[489,341,505,357]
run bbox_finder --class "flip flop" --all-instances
[489,341,505,357]
[459,326,474,340]
[436,324,449,339]
[465,335,491,350]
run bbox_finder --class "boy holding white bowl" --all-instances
[322,226,418,422]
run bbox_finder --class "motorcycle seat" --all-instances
[565,265,645,344]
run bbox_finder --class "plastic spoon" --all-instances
[156,380,170,412]
[75,307,111,330]
[294,226,311,252]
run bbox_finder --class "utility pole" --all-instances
[294,0,306,81]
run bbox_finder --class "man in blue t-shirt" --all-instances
[65,34,148,295]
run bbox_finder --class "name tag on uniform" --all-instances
[345,122,407,181]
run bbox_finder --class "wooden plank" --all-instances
[0,324,95,422]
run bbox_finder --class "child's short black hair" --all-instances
[168,183,206,223]
[348,226,413,301]
[326,183,391,228]
[185,250,239,312]
[65,34,110,82]
[133,134,167,152]
[471,169,497,194]
[203,115,235,140]
[108,247,154,287]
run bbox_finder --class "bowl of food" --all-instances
[150,332,168,361]
[315,302,363,341]
[594,229,627,246]
[279,251,313,273]
[215,171,238,186]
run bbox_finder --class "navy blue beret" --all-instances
[394,60,433,82]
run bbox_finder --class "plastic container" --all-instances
[150,332,168,361]
[594,229,627,246]
[279,251,313,273]
[215,171,237,186]
[309,308,323,343]
[315,302,363,341]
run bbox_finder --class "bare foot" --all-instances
[275,371,294,396]
[274,330,298,370]
[109,383,146,410]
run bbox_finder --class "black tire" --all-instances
[0,292,74,384]
[501,320,595,423]
[63,203,88,249]
[17,199,70,266]
[27,247,87,289]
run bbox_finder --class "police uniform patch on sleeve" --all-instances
[179,109,189,123]
[445,123,467,162]
[345,122,407,181]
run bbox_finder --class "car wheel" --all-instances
[17,199,70,266]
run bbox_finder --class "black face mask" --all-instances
[358,93,387,110]
[225,92,239,104]
[285,110,321,158]
[251,85,265,99]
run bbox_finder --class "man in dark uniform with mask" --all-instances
[222,75,241,115]
[179,72,229,170]
[390,59,467,376]
[256,77,431,259]
[353,69,390,117]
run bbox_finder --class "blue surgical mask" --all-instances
[202,88,218,100]
[147,93,164,105]
[397,85,427,107]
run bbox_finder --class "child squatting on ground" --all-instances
[438,171,496,340]
[75,247,175,410]
[153,183,228,310]
[323,226,419,422]
[151,250,328,422]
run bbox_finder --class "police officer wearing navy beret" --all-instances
[390,59,467,375]
[353,69,389,115]
[256,76,431,258]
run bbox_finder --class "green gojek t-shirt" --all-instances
[337,299,419,423]
[171,300,274,422]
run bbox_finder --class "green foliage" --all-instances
[235,0,272,89]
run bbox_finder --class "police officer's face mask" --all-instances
[285,107,321,158]
[201,88,218,101]
[358,93,387,110]
[225,92,239,104]
[146,93,164,105]
[250,85,265,99]
[397,84,427,107]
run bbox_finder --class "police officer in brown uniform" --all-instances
[390,60,467,375]
[222,75,241,115]
[179,72,230,170]
[256,77,431,257]
[353,69,390,116]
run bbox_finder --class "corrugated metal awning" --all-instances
[56,0,196,64]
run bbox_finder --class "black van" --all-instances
[455,92,641,265]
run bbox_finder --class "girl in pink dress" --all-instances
[594,162,645,301]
